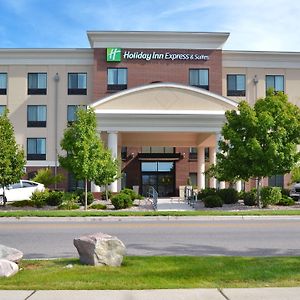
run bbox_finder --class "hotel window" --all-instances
[189,147,210,161]
[189,69,209,90]
[121,146,127,160]
[27,105,47,127]
[107,68,127,91]
[67,105,86,124]
[268,174,284,188]
[0,105,6,116]
[27,138,46,160]
[189,147,197,160]
[189,173,197,187]
[28,73,47,95]
[0,73,7,95]
[266,75,284,93]
[141,147,175,153]
[68,73,87,95]
[227,74,246,96]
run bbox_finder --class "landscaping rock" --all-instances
[0,259,19,277]
[73,233,126,267]
[0,244,23,263]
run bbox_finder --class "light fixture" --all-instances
[253,75,258,85]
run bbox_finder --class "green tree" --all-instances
[59,107,118,210]
[32,168,64,188]
[215,89,300,207]
[291,163,300,183]
[94,148,119,201]
[0,109,26,204]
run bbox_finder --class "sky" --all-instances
[0,0,299,51]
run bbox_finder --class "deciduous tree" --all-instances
[59,107,118,209]
[213,90,300,207]
[0,109,26,204]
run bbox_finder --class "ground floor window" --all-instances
[268,174,284,188]
[141,161,175,197]
[68,173,85,192]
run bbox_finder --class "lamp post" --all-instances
[54,72,59,190]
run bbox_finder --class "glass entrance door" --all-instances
[141,161,175,197]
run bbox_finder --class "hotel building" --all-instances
[1,31,300,196]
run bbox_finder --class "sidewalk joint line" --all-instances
[218,288,230,300]
[25,290,37,300]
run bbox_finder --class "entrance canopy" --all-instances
[90,82,238,132]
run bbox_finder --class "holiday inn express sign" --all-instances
[106,48,209,62]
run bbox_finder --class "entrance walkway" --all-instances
[156,197,195,211]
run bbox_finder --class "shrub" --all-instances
[58,201,80,210]
[45,191,64,206]
[89,203,107,210]
[260,186,282,208]
[203,195,223,208]
[11,200,35,207]
[74,190,94,206]
[58,194,80,210]
[32,168,64,188]
[120,188,143,200]
[30,189,49,208]
[238,191,246,200]
[218,188,239,204]
[197,188,217,200]
[111,193,132,210]
[243,189,257,206]
[277,195,295,206]
[281,188,290,197]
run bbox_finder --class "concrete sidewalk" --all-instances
[1,288,299,300]
[156,197,195,211]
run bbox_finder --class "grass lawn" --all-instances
[1,209,300,217]
[1,256,300,290]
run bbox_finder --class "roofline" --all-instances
[90,82,238,109]
[87,31,230,50]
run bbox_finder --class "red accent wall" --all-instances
[93,48,222,101]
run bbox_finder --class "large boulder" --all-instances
[74,233,126,267]
[0,259,19,277]
[0,244,23,263]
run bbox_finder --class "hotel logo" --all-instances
[106,48,122,62]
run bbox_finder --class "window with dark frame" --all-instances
[27,105,47,127]
[266,75,284,93]
[67,105,87,124]
[0,105,6,116]
[189,147,210,161]
[121,146,127,160]
[227,74,246,96]
[107,68,127,91]
[189,69,209,90]
[141,147,175,154]
[189,147,197,160]
[68,73,87,95]
[268,174,284,188]
[28,73,47,95]
[27,138,46,160]
[0,73,7,95]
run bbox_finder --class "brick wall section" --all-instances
[93,48,222,100]
[121,147,141,189]
[25,166,69,190]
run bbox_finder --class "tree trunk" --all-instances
[85,178,88,211]
[256,177,262,208]
[105,185,109,201]
[2,185,6,206]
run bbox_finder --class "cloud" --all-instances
[0,0,299,51]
